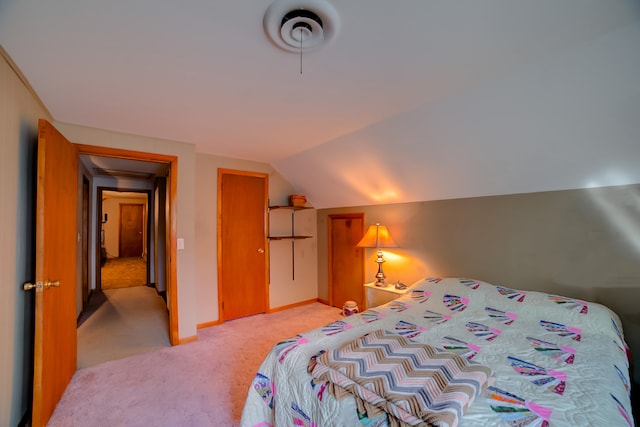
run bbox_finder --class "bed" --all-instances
[240,277,634,426]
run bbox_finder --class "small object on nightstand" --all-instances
[394,281,407,290]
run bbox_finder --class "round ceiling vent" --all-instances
[263,0,340,53]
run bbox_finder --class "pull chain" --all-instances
[299,28,303,75]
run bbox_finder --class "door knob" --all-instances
[23,281,42,291]
[257,248,265,253]
[45,280,61,288]
[23,280,60,291]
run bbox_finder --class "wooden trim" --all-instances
[73,144,180,345]
[199,299,329,328]
[269,298,322,313]
[197,320,220,329]
[216,170,224,322]
[76,144,176,163]
[167,158,179,345]
[177,335,198,345]
[217,168,271,179]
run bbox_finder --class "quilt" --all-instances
[240,278,634,427]
[309,329,494,427]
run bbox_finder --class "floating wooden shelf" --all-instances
[268,205,313,279]
[268,235,312,240]
[268,205,313,211]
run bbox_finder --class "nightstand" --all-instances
[364,282,409,309]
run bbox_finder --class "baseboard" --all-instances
[269,298,324,313]
[197,320,220,329]
[195,299,328,330]
[177,335,198,345]
[317,298,329,306]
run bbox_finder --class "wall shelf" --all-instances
[268,235,312,240]
[268,205,313,279]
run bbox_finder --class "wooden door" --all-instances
[119,203,144,257]
[218,169,268,321]
[27,119,78,427]
[329,214,365,309]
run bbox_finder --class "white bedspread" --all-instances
[241,278,634,427]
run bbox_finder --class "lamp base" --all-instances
[374,280,388,287]
[374,259,387,287]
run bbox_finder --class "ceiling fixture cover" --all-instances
[263,0,340,53]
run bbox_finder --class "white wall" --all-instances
[0,50,52,426]
[194,153,318,326]
[268,207,318,308]
[273,20,640,209]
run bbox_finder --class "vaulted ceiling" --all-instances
[2,0,639,208]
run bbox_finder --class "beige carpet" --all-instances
[50,302,342,426]
[77,286,171,369]
[101,257,147,289]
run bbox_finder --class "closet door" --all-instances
[328,214,365,309]
[218,169,269,321]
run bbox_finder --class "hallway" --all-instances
[78,277,170,369]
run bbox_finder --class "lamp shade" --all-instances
[356,223,398,248]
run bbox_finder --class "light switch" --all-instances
[177,238,185,250]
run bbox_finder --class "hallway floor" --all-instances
[77,286,170,369]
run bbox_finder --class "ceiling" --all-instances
[2,1,640,208]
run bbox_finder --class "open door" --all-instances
[24,119,78,427]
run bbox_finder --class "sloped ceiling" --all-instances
[1,0,639,208]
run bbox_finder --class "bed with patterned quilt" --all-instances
[240,277,634,427]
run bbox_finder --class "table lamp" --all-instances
[356,223,398,287]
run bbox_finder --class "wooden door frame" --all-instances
[328,213,365,308]
[216,168,269,324]
[76,145,180,345]
[81,176,90,310]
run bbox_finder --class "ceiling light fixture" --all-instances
[263,0,340,74]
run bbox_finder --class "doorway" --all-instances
[99,189,150,290]
[76,158,172,367]
[76,145,179,345]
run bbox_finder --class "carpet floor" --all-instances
[77,286,171,369]
[49,302,343,426]
[101,257,147,289]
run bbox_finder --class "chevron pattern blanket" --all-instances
[309,329,493,427]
